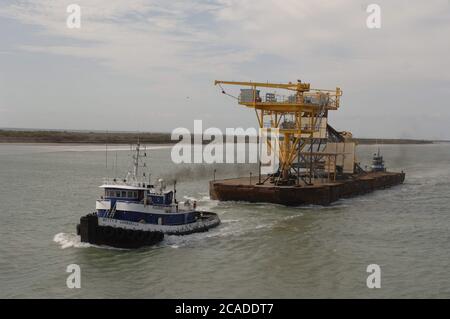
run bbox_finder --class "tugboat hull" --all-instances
[78,214,164,249]
[77,211,221,249]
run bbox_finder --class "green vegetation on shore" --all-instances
[0,129,434,145]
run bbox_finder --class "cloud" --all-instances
[0,1,214,77]
[0,0,449,137]
[1,0,448,82]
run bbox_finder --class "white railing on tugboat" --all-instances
[102,177,150,188]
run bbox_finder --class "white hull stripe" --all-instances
[97,216,220,235]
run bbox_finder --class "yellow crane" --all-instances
[214,79,343,184]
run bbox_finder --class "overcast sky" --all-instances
[0,0,449,139]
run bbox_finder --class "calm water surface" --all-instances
[0,143,449,298]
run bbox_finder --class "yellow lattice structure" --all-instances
[214,80,342,183]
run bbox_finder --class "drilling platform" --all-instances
[209,79,405,206]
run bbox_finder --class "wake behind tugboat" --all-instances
[77,142,220,249]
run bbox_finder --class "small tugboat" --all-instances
[77,142,220,249]
[371,148,386,172]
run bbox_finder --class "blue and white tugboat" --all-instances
[371,148,386,172]
[77,142,220,249]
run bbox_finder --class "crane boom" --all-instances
[214,80,310,92]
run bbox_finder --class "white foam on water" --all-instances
[162,227,228,247]
[160,222,246,248]
[182,195,219,212]
[53,233,131,251]
[183,195,213,203]
[200,200,220,212]
[53,232,91,249]
[159,210,303,249]
[280,213,304,221]
[183,195,197,201]
[221,219,240,223]
[254,223,272,230]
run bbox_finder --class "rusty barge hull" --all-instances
[209,172,405,206]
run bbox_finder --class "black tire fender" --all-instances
[103,226,115,238]
[115,227,126,239]
[126,229,135,240]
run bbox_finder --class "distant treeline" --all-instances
[0,129,435,145]
[349,138,432,145]
[0,130,173,144]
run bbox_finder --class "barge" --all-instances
[210,170,405,206]
[211,79,406,206]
